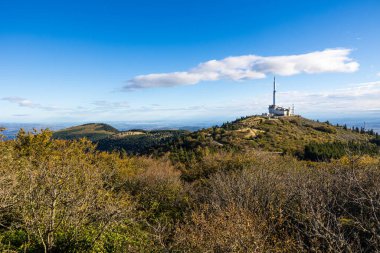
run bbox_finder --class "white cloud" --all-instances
[2,97,59,111]
[377,72,380,77]
[125,48,359,90]
[2,97,40,108]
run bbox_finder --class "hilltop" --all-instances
[160,115,379,161]
[52,116,380,159]
[52,123,119,141]
[204,115,370,151]
[52,123,188,154]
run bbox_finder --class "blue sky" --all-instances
[1,0,380,123]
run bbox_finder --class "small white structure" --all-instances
[267,77,294,116]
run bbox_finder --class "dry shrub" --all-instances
[174,204,266,253]
[291,160,380,252]
[132,157,182,188]
[0,130,131,252]
[175,152,380,252]
[0,140,18,229]
[179,150,265,182]
[124,157,183,202]
[174,153,301,252]
[123,157,189,249]
[96,151,137,190]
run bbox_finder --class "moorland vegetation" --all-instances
[1,116,380,252]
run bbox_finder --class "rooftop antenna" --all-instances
[273,76,276,106]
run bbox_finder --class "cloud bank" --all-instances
[125,48,359,90]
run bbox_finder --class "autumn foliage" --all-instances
[0,129,379,252]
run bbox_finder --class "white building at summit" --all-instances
[268,77,294,116]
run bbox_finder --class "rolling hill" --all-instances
[158,115,380,160]
[52,123,119,141]
[52,116,380,159]
[52,123,188,154]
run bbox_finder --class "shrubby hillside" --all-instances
[161,116,380,165]
[52,116,380,160]
[1,117,380,252]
